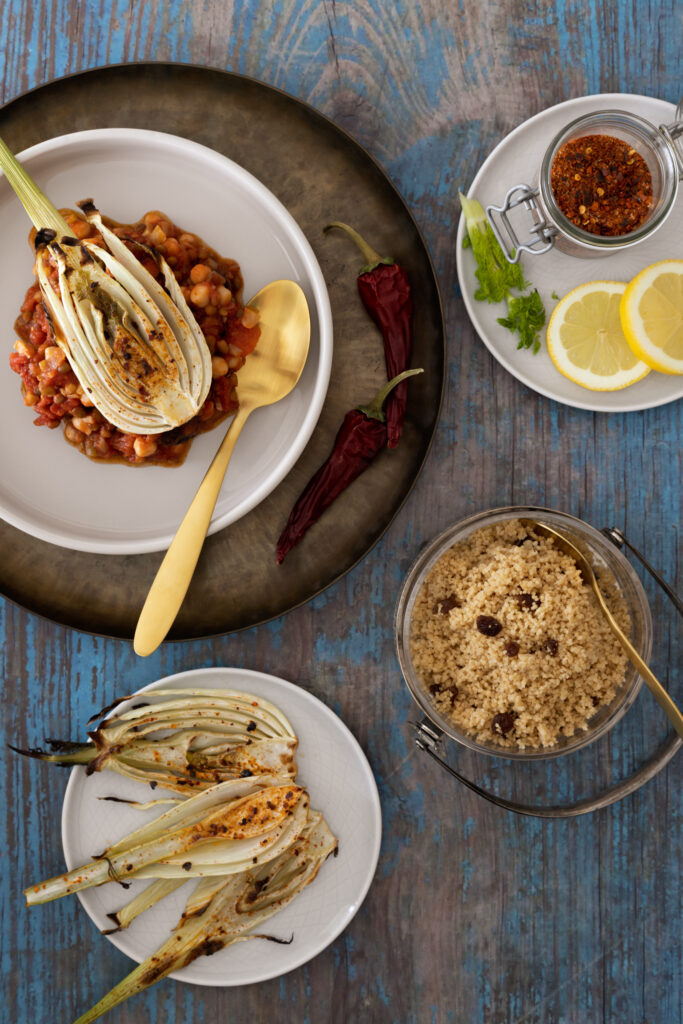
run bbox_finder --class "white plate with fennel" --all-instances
[457,93,683,413]
[0,128,333,554]
[59,666,382,987]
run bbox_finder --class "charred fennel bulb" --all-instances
[0,136,211,434]
[13,688,299,791]
[17,688,339,1023]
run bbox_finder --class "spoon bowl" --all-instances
[134,280,311,657]
[521,518,683,739]
[230,280,312,405]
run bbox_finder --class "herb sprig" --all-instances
[497,289,546,353]
[459,192,547,354]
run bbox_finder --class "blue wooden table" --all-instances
[1,2,680,1022]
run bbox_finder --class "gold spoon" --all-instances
[521,518,683,739]
[134,280,311,657]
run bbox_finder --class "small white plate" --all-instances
[61,666,382,987]
[457,93,683,412]
[0,129,333,553]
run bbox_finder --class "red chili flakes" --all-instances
[551,133,653,236]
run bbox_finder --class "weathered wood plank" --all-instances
[0,1,681,1022]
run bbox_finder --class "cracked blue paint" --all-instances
[0,2,681,1023]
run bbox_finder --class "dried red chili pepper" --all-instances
[325,222,413,449]
[276,369,423,563]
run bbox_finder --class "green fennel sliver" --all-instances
[459,191,546,353]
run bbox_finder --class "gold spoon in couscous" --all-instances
[521,519,683,739]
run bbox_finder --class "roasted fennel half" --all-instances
[11,688,298,792]
[25,775,337,1023]
[0,136,212,433]
[19,686,338,1024]
[73,810,337,1024]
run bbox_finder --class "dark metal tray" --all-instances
[0,63,445,639]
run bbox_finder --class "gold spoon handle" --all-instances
[134,406,251,657]
[595,589,683,739]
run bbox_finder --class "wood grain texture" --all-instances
[0,2,681,1023]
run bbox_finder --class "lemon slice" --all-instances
[547,281,650,391]
[620,260,683,374]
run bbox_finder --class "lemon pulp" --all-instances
[621,261,683,374]
[547,281,650,391]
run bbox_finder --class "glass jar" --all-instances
[487,108,683,261]
[395,506,652,761]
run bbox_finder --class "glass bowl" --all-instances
[395,506,652,760]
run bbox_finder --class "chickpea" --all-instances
[164,237,180,256]
[150,225,167,247]
[144,211,165,228]
[133,436,157,459]
[14,339,35,358]
[216,285,232,307]
[71,219,92,239]
[190,263,211,284]
[211,355,229,378]
[190,282,211,307]
[241,306,259,329]
[72,415,96,435]
[64,422,82,444]
[45,346,67,371]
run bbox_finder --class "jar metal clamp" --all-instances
[485,105,683,263]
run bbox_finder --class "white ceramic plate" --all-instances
[61,667,382,987]
[0,129,333,553]
[457,93,683,412]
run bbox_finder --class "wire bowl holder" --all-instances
[398,510,681,818]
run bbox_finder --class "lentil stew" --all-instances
[9,210,260,465]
